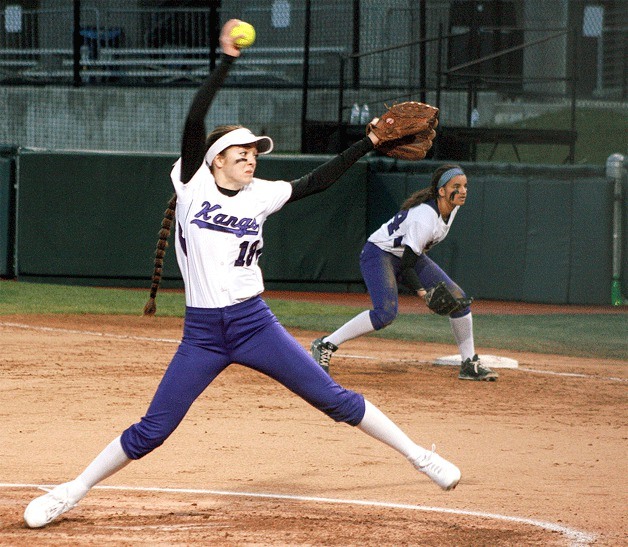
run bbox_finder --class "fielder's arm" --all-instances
[400,245,427,297]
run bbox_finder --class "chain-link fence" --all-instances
[0,0,625,155]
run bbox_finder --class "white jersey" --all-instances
[368,200,459,257]
[171,159,292,308]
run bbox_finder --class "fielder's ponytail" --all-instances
[143,193,177,316]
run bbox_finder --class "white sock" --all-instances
[449,313,475,361]
[325,310,374,347]
[356,399,428,464]
[74,435,131,495]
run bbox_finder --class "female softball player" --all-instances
[311,164,498,381]
[24,19,460,529]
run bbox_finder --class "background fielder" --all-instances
[312,164,498,381]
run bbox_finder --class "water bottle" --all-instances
[470,108,480,127]
[349,103,360,124]
[80,44,90,62]
[80,45,91,83]
[359,104,370,124]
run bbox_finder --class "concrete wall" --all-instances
[0,86,303,153]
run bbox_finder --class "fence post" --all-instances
[72,0,82,87]
[606,153,626,305]
[208,3,220,70]
[352,0,360,88]
[419,0,426,103]
[300,0,312,153]
[435,23,443,110]
[568,27,578,164]
[337,56,346,125]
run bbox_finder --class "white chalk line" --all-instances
[1,321,625,382]
[0,321,181,344]
[517,367,627,382]
[1,483,595,546]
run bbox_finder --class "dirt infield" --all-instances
[0,295,626,545]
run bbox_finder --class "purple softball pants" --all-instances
[121,296,365,459]
[360,241,471,330]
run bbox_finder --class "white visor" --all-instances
[204,127,274,166]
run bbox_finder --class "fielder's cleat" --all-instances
[310,337,338,374]
[412,445,461,491]
[458,354,498,381]
[24,480,87,528]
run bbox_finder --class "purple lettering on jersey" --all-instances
[191,219,259,237]
[195,201,222,220]
[191,201,260,237]
[387,210,408,235]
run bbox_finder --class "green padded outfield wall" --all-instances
[12,150,624,303]
[16,151,179,285]
[15,151,367,289]
[367,159,620,305]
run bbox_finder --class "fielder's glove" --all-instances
[368,101,439,160]
[424,282,473,316]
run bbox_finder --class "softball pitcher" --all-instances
[311,165,498,381]
[24,20,460,528]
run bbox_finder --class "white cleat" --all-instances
[24,480,85,528]
[412,446,461,491]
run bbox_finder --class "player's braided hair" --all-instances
[143,124,243,315]
[400,163,462,211]
[143,193,177,315]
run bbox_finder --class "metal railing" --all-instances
[0,5,345,86]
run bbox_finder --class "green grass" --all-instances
[476,107,627,165]
[1,281,626,361]
[0,280,186,317]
